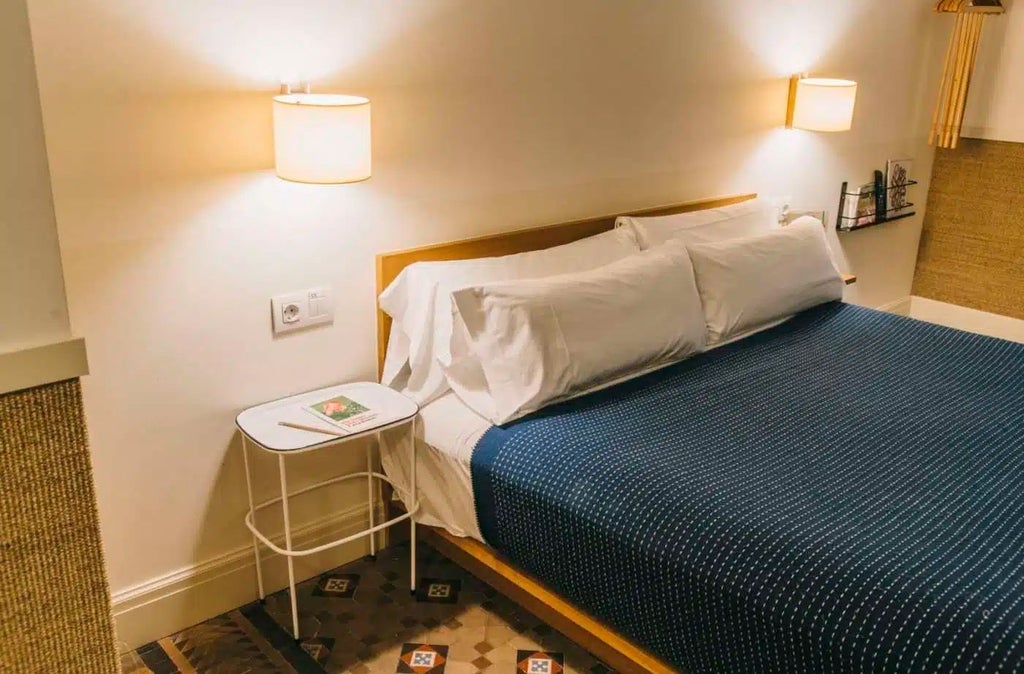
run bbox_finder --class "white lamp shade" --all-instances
[790,78,858,132]
[273,94,371,184]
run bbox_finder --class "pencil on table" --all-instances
[277,421,346,437]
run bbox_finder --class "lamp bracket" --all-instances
[279,81,312,96]
[785,75,801,128]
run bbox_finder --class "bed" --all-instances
[375,195,1024,673]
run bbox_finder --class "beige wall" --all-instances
[25,0,943,642]
[963,0,1024,142]
[0,0,69,354]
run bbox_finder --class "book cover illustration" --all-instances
[305,395,378,431]
[887,158,913,216]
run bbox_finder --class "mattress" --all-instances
[473,302,1024,673]
[379,391,489,541]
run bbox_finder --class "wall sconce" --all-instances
[786,76,858,132]
[273,85,371,184]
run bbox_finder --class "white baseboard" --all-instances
[874,296,912,316]
[909,297,1024,343]
[112,502,379,651]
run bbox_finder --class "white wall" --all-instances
[25,0,943,644]
[963,0,1024,142]
[0,0,69,354]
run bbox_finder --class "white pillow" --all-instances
[616,199,777,250]
[378,227,640,405]
[445,242,707,424]
[687,216,844,345]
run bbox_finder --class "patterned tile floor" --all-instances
[121,542,611,674]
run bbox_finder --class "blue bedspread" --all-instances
[472,302,1024,673]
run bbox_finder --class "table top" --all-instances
[235,381,419,452]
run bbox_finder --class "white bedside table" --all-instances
[235,381,419,641]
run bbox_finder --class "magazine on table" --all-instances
[304,394,379,433]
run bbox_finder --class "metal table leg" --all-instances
[410,417,417,594]
[367,437,376,559]
[241,436,265,601]
[278,454,300,641]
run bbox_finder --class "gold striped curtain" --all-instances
[931,0,1005,149]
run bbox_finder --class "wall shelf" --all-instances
[837,211,917,233]
[841,180,918,197]
[837,177,917,233]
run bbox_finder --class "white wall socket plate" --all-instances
[767,195,792,224]
[271,286,334,335]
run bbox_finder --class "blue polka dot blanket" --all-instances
[472,302,1024,673]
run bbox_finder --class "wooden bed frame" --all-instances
[373,193,814,673]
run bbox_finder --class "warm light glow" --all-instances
[273,94,371,184]
[788,78,858,132]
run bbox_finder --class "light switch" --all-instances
[271,285,334,334]
[308,287,331,319]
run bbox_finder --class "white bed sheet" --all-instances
[379,392,491,542]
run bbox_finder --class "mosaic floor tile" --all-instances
[397,643,449,673]
[118,648,151,674]
[417,577,462,604]
[302,637,335,664]
[313,573,360,599]
[134,641,178,674]
[517,651,565,674]
[122,541,612,673]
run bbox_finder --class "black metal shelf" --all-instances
[841,180,918,198]
[838,203,916,222]
[837,210,917,233]
[837,175,917,233]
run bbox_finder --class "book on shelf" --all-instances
[843,181,877,227]
[304,394,379,433]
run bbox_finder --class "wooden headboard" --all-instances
[375,193,758,376]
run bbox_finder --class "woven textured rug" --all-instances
[0,378,118,673]
[914,138,1024,319]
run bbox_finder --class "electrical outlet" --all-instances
[282,303,301,324]
[271,286,334,334]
